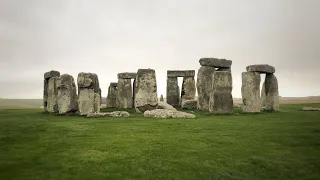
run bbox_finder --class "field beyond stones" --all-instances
[0,104,319,180]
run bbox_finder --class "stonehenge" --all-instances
[166,70,196,108]
[43,70,60,112]
[56,74,78,114]
[106,83,117,108]
[116,72,136,108]
[241,64,279,112]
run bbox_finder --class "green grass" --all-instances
[0,104,319,180]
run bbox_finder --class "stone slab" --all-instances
[246,64,275,74]
[117,72,137,79]
[167,70,195,77]
[199,58,232,68]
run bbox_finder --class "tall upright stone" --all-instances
[77,72,98,115]
[117,78,133,108]
[43,70,60,112]
[209,71,233,114]
[261,82,266,107]
[181,76,196,103]
[134,69,158,112]
[56,74,78,114]
[241,72,261,113]
[106,83,117,108]
[132,78,136,107]
[47,77,59,113]
[94,93,101,113]
[77,72,101,104]
[166,77,180,107]
[197,66,215,110]
[264,74,279,111]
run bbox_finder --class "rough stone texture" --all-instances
[44,70,60,79]
[246,64,275,74]
[117,72,137,79]
[167,70,195,77]
[261,82,266,107]
[87,111,130,118]
[134,69,158,112]
[196,66,215,111]
[181,77,196,103]
[209,92,233,114]
[301,107,320,111]
[264,74,279,111]
[44,70,60,111]
[56,74,78,114]
[181,100,197,110]
[241,72,261,113]
[116,78,133,108]
[94,93,100,113]
[166,77,180,108]
[47,77,59,113]
[106,83,117,108]
[78,88,95,115]
[77,72,101,102]
[132,78,136,107]
[157,101,177,111]
[199,58,232,68]
[160,95,164,102]
[209,71,233,114]
[144,109,196,119]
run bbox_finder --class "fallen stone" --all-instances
[264,74,279,111]
[56,74,78,114]
[181,100,197,110]
[166,77,180,108]
[241,72,261,113]
[181,76,196,103]
[199,58,232,68]
[117,72,137,79]
[167,70,195,77]
[209,91,233,114]
[157,101,177,111]
[144,109,196,118]
[301,107,320,111]
[134,69,158,112]
[106,83,117,108]
[47,77,59,113]
[87,111,130,118]
[246,64,275,74]
[196,66,215,111]
[116,78,133,108]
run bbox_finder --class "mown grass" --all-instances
[0,104,319,180]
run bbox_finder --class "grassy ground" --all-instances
[0,104,319,180]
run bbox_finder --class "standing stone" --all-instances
[94,93,101,113]
[160,94,164,102]
[166,77,180,108]
[134,69,158,112]
[261,82,266,108]
[43,70,60,111]
[56,74,78,114]
[264,74,279,111]
[209,71,233,114]
[78,88,95,115]
[117,78,133,108]
[181,76,196,103]
[47,77,59,113]
[196,66,215,111]
[241,72,261,113]
[106,83,117,108]
[77,72,101,104]
[132,78,136,107]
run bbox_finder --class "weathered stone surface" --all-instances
[117,72,137,79]
[116,78,133,108]
[181,77,196,103]
[264,74,279,111]
[110,82,118,87]
[241,72,261,113]
[134,69,158,112]
[160,95,164,102]
[212,71,233,92]
[144,109,196,118]
[199,58,232,68]
[106,83,117,108]
[166,77,180,108]
[77,72,101,96]
[181,100,197,110]
[167,70,195,77]
[47,77,59,113]
[209,92,233,114]
[157,101,177,111]
[94,93,100,113]
[87,111,130,118]
[261,82,266,107]
[246,64,275,74]
[196,66,215,111]
[78,88,95,115]
[132,78,136,107]
[56,74,78,114]
[44,70,60,79]
[301,107,320,111]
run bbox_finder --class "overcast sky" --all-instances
[0,0,319,99]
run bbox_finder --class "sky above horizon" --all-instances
[0,0,319,99]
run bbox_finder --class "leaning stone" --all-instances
[116,78,133,108]
[157,101,177,111]
[78,88,95,115]
[47,77,59,113]
[209,91,233,114]
[144,109,196,118]
[264,74,279,111]
[246,64,275,74]
[301,107,320,111]
[134,69,158,112]
[117,72,137,79]
[44,70,60,79]
[56,74,78,114]
[196,66,215,111]
[167,70,195,77]
[199,58,232,68]
[181,76,196,102]
[166,77,180,108]
[241,72,261,113]
[212,71,233,93]
[181,100,197,110]
[106,83,117,108]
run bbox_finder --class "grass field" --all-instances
[0,104,319,180]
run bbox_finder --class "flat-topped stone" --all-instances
[199,58,232,68]
[246,64,275,74]
[117,72,137,79]
[110,82,118,87]
[167,70,195,77]
[44,70,60,79]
